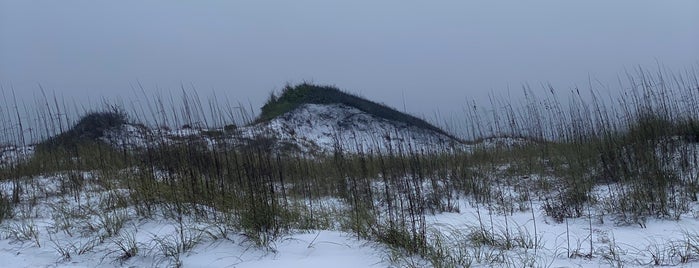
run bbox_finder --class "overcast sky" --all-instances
[1,0,698,124]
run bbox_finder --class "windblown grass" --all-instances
[0,67,698,266]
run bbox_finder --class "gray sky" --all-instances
[1,0,698,125]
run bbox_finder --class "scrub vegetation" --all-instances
[1,68,698,266]
[258,83,455,138]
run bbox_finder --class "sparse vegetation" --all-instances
[0,192,11,223]
[0,68,698,266]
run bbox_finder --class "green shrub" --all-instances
[38,108,128,152]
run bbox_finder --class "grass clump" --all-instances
[0,192,13,223]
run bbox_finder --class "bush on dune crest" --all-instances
[258,83,457,139]
[37,107,128,152]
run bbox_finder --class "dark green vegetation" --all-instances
[37,107,128,152]
[1,69,699,265]
[258,83,457,139]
